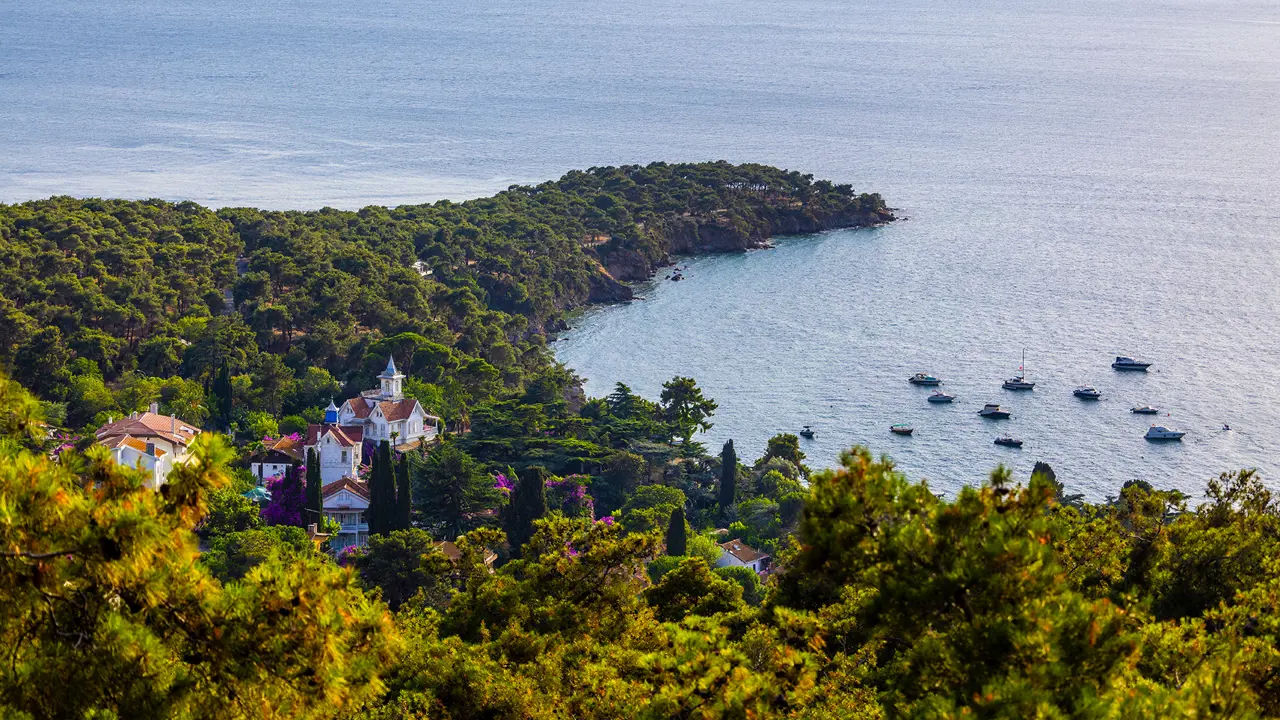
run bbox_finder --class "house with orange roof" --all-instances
[94,403,202,489]
[249,434,304,481]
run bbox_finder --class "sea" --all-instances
[2,0,1278,499]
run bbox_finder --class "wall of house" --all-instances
[251,462,291,481]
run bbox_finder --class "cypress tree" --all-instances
[369,440,394,536]
[504,467,547,558]
[665,506,687,557]
[212,362,233,433]
[719,440,737,515]
[305,448,323,527]
[395,453,412,531]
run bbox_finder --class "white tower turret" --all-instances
[378,355,404,401]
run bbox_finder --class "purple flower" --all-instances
[598,516,615,526]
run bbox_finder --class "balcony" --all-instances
[337,523,368,535]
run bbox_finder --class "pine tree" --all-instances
[305,447,322,528]
[719,440,737,515]
[503,467,547,558]
[395,452,412,531]
[665,505,687,557]
[369,440,394,537]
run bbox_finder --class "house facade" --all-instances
[304,415,364,486]
[95,405,202,489]
[322,477,370,553]
[337,356,440,449]
[249,435,304,481]
[715,539,771,574]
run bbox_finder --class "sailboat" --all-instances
[1002,349,1036,390]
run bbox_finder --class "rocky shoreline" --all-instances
[585,205,895,304]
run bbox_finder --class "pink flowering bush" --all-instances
[546,474,594,519]
[261,465,306,527]
[493,473,514,497]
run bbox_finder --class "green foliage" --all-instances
[762,432,806,473]
[664,505,687,556]
[305,447,322,527]
[395,453,412,531]
[202,525,317,582]
[200,486,265,539]
[502,467,548,558]
[659,376,717,443]
[0,372,396,718]
[411,441,497,539]
[644,557,744,622]
[619,484,686,534]
[718,439,737,513]
[354,528,447,611]
[368,440,395,537]
[714,564,764,606]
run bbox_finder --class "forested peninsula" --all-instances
[3,163,1279,719]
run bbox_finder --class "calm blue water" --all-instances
[3,0,1279,497]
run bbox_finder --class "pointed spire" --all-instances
[324,399,339,424]
[379,354,402,379]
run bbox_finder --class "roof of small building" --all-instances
[322,477,370,501]
[377,398,421,422]
[306,423,363,447]
[719,539,769,564]
[251,436,304,462]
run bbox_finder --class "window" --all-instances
[341,451,348,463]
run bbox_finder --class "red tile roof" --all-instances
[306,423,363,447]
[100,434,166,457]
[343,397,374,419]
[719,540,769,564]
[377,398,421,422]
[322,477,369,501]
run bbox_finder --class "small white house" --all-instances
[249,435,304,482]
[322,477,370,553]
[715,539,770,575]
[338,356,440,449]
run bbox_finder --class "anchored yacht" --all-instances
[978,404,1011,419]
[1145,425,1185,441]
[908,373,942,386]
[1112,356,1152,371]
[1074,386,1102,400]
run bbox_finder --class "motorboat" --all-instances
[1002,375,1035,391]
[1073,386,1102,400]
[978,404,1011,419]
[799,425,815,439]
[994,437,1023,448]
[890,424,914,435]
[1112,356,1152,371]
[1131,406,1159,415]
[1145,425,1185,441]
[1002,350,1035,390]
[927,391,956,403]
[908,373,942,386]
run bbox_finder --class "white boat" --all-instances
[890,424,914,435]
[1145,425,1185,441]
[1002,375,1035,391]
[978,404,1011,419]
[908,373,942,386]
[1112,356,1152,371]
[1073,386,1102,400]
[1131,406,1159,415]
[927,391,956,403]
[1002,350,1035,390]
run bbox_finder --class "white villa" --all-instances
[95,405,202,489]
[322,477,370,553]
[715,539,771,575]
[337,356,439,449]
